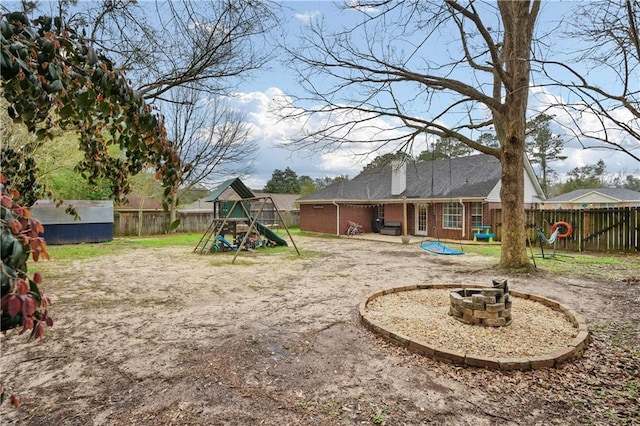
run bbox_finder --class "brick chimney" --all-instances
[391,159,406,195]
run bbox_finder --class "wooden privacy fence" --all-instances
[114,210,300,237]
[491,207,639,253]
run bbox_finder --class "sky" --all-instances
[222,1,405,189]
[4,0,638,190]
[216,1,640,190]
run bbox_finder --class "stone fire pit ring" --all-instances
[358,284,590,370]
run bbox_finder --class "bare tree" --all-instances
[540,0,639,162]
[15,0,277,214]
[283,1,540,269]
[164,86,255,222]
[66,0,280,102]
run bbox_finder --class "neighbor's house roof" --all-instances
[180,198,213,211]
[298,153,543,203]
[116,193,163,210]
[183,192,300,212]
[543,188,640,204]
[252,192,300,212]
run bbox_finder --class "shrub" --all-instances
[0,172,53,407]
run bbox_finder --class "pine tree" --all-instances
[525,114,567,195]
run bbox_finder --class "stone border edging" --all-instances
[358,284,590,370]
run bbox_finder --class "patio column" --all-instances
[403,197,408,236]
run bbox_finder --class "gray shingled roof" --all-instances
[298,154,502,202]
[253,192,300,211]
[545,188,640,202]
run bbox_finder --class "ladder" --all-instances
[193,218,233,254]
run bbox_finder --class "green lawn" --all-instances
[462,243,639,281]
[42,233,203,260]
[43,228,304,260]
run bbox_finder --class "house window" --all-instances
[443,202,462,229]
[377,205,385,220]
[313,204,324,209]
[471,202,483,229]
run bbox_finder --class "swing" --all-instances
[535,227,560,259]
[420,241,464,255]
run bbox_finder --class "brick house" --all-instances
[297,153,545,240]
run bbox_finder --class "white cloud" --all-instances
[294,11,320,24]
[528,86,640,179]
[344,0,379,14]
[221,87,412,188]
[223,85,639,190]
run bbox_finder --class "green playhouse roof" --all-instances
[203,178,255,202]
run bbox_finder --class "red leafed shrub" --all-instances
[0,172,53,407]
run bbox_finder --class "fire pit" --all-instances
[359,282,590,370]
[449,279,512,327]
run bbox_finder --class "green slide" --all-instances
[254,219,288,246]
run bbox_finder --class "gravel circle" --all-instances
[363,289,578,358]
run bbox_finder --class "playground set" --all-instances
[193,178,299,263]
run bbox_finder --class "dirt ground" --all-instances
[1,235,639,425]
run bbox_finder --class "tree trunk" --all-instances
[541,156,549,195]
[169,194,178,232]
[494,1,539,270]
[499,138,529,269]
[137,196,145,237]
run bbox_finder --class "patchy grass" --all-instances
[43,231,304,261]
[121,233,203,247]
[296,230,341,239]
[462,244,640,282]
[594,322,640,355]
[39,231,638,282]
[534,252,640,282]
[575,322,640,424]
[462,244,502,257]
[44,233,203,260]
